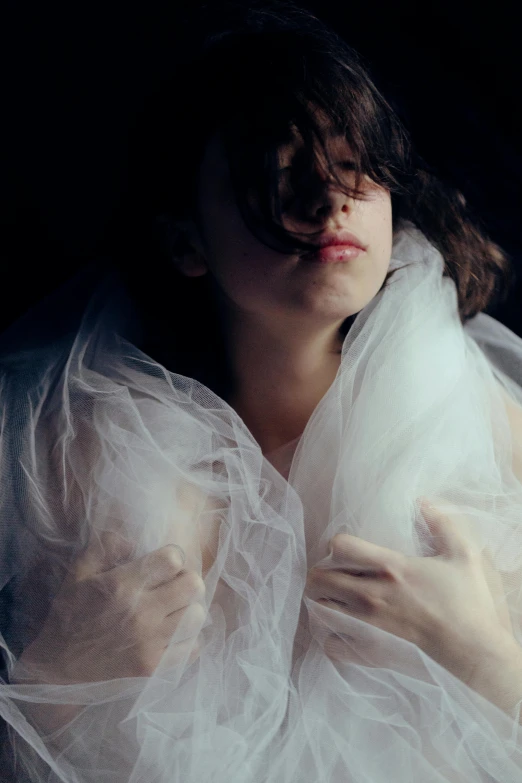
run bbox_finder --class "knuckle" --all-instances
[461,543,481,564]
[329,533,349,556]
[381,556,406,581]
[104,573,127,605]
[331,533,345,547]
[186,571,206,599]
[161,547,184,574]
[362,590,385,615]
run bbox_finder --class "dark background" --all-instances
[2,0,521,335]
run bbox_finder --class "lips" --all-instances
[310,245,364,263]
[301,230,367,259]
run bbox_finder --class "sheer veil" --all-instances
[2,222,522,781]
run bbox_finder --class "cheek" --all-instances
[203,186,281,274]
[201,203,277,301]
[366,186,392,221]
[360,191,393,252]
[203,179,260,258]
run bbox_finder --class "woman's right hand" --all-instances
[16,531,206,684]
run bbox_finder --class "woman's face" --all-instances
[175,124,393,336]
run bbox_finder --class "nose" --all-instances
[286,173,354,228]
[306,182,352,221]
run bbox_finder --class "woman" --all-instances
[2,3,522,781]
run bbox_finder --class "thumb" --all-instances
[70,529,135,581]
[419,497,478,559]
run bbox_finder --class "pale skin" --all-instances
[171,120,522,714]
[12,115,522,742]
[172,121,394,454]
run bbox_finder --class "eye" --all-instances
[277,161,356,176]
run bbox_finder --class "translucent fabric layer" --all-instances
[2,224,522,781]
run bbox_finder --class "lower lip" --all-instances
[304,244,365,263]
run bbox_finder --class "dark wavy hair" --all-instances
[96,1,515,401]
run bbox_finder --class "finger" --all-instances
[419,497,478,559]
[153,570,206,614]
[116,544,187,591]
[71,530,136,581]
[160,603,207,645]
[328,532,403,575]
[155,634,203,673]
[316,588,373,618]
[307,566,374,607]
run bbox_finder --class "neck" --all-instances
[225,316,345,455]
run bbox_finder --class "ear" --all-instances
[156,214,209,278]
[175,250,209,279]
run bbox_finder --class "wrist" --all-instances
[465,631,522,716]
[10,653,84,739]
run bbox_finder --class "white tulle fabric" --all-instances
[2,223,522,781]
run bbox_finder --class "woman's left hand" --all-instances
[305,498,516,686]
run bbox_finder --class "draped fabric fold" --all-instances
[2,223,522,781]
